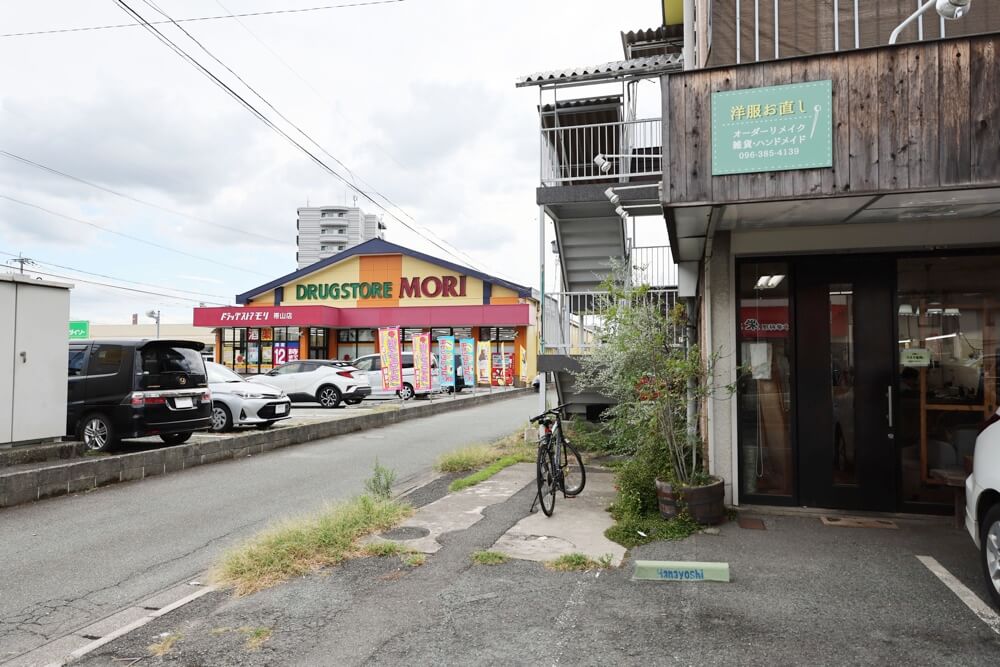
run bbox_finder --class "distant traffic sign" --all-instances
[69,320,90,339]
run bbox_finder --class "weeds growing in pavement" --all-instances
[449,456,525,492]
[213,494,412,596]
[604,507,700,548]
[362,540,409,557]
[545,553,614,572]
[435,445,499,473]
[240,626,272,650]
[148,632,182,656]
[364,459,396,499]
[403,553,426,567]
[471,550,509,565]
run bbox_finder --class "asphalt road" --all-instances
[0,394,538,663]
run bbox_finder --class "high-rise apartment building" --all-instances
[296,205,386,268]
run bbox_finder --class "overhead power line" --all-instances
[15,267,228,306]
[0,150,289,244]
[0,249,229,300]
[0,1,405,38]
[0,194,271,277]
[120,0,517,283]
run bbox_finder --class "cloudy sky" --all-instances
[0,0,666,323]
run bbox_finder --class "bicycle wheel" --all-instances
[560,440,586,496]
[536,445,556,517]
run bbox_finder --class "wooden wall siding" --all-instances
[662,35,1000,206]
[706,1,1000,68]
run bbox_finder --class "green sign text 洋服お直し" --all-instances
[711,80,833,176]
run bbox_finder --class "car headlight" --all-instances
[233,390,267,399]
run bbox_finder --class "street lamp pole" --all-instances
[146,310,161,339]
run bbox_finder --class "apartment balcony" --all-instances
[541,117,662,187]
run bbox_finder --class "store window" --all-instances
[736,262,794,499]
[896,255,1000,508]
[220,327,300,375]
[337,329,376,361]
[309,328,328,359]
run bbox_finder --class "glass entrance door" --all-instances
[795,258,896,511]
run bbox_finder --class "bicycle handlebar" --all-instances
[529,403,569,424]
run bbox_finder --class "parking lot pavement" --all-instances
[72,486,1000,666]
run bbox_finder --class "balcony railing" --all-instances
[543,288,679,354]
[629,245,677,287]
[541,118,662,186]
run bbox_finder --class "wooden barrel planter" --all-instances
[656,477,726,524]
[683,478,725,525]
[654,478,678,520]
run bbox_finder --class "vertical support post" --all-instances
[736,0,741,64]
[539,205,546,354]
[685,297,698,472]
[773,0,779,59]
[854,0,860,48]
[754,0,760,62]
[834,0,840,51]
[917,0,924,41]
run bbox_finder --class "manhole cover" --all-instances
[381,526,430,540]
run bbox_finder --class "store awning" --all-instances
[193,304,532,329]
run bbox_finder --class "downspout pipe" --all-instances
[683,0,696,70]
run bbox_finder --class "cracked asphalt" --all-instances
[0,394,538,664]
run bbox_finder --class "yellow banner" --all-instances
[378,327,402,391]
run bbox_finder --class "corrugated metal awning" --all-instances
[515,54,683,88]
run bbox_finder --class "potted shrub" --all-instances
[575,262,731,526]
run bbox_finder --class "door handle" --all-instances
[887,385,894,429]
[19,350,26,363]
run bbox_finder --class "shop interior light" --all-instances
[898,304,914,316]
[944,307,961,317]
[926,333,958,341]
[926,307,943,316]
[753,274,785,290]
[899,339,913,344]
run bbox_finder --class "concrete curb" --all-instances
[0,388,532,510]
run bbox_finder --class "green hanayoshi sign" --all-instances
[68,320,89,339]
[711,80,832,176]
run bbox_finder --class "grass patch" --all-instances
[213,494,412,596]
[148,633,181,656]
[449,456,525,493]
[545,553,613,572]
[435,445,499,473]
[471,550,509,566]
[563,418,611,453]
[362,540,410,557]
[436,426,536,493]
[402,553,426,567]
[240,626,272,650]
[604,509,700,548]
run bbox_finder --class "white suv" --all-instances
[965,407,1000,609]
[247,360,371,408]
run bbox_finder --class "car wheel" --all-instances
[397,383,415,401]
[160,432,192,445]
[256,421,277,430]
[981,503,1000,609]
[79,414,117,452]
[211,402,233,432]
[317,385,342,408]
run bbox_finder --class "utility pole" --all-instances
[7,253,36,274]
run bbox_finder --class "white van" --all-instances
[352,353,440,400]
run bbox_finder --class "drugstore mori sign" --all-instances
[295,275,470,301]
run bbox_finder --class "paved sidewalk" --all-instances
[71,466,1000,666]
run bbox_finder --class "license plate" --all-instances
[174,397,193,408]
[275,403,288,414]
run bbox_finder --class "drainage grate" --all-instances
[820,516,898,529]
[737,517,766,530]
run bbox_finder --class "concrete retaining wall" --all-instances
[0,389,531,509]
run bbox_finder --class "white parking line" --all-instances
[916,555,1000,635]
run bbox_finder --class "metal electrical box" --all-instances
[0,274,72,446]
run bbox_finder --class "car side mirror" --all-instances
[267,370,278,376]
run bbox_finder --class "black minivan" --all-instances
[67,339,213,451]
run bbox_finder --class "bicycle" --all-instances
[529,404,586,517]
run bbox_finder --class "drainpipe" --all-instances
[539,205,546,354]
[686,296,698,473]
[683,0,696,70]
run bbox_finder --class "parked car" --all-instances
[352,353,440,400]
[206,362,291,432]
[246,360,371,408]
[965,407,1000,609]
[67,339,212,452]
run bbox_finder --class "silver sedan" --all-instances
[206,362,292,432]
